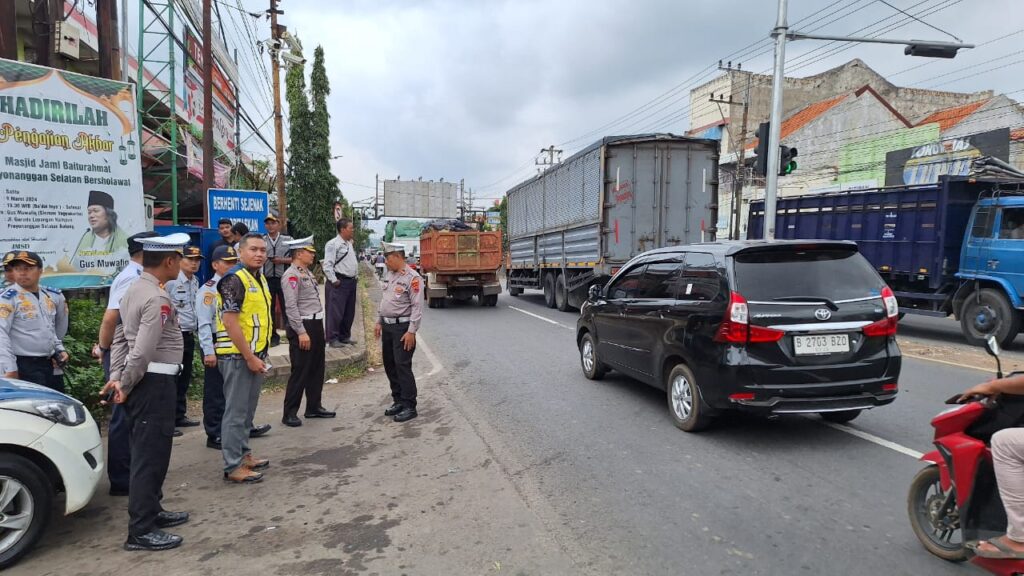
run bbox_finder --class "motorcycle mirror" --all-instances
[986,335,1001,358]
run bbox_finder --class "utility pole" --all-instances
[202,0,216,210]
[96,0,120,80]
[763,0,788,240]
[269,0,288,228]
[0,0,15,60]
[710,62,752,240]
[536,145,563,173]
[47,0,62,67]
[120,0,128,81]
[233,48,241,165]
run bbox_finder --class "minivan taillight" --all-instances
[715,291,784,343]
[863,286,899,337]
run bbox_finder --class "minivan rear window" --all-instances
[732,248,884,302]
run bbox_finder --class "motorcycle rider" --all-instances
[960,376,1024,558]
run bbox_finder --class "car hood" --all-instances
[0,377,75,403]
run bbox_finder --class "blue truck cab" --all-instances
[749,177,1024,347]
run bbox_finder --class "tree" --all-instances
[295,45,343,253]
[284,46,315,239]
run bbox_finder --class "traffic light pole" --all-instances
[763,0,788,240]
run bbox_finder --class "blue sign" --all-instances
[207,188,269,234]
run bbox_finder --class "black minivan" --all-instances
[576,240,901,432]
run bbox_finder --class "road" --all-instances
[420,292,989,575]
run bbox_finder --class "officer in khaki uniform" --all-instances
[375,242,424,423]
[280,236,335,426]
[164,245,203,429]
[0,251,68,391]
[102,233,191,552]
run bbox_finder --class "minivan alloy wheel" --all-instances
[582,339,595,373]
[0,476,34,557]
[671,374,693,421]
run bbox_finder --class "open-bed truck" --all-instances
[420,228,503,308]
[506,134,720,310]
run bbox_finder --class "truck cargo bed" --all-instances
[420,230,502,273]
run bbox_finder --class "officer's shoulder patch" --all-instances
[287,275,298,290]
[203,292,215,306]
[411,276,421,293]
[0,288,16,301]
[44,286,62,295]
[0,303,11,318]
[204,279,216,287]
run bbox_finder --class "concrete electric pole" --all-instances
[269,0,288,228]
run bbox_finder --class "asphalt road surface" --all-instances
[420,292,986,576]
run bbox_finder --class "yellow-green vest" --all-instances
[214,268,273,356]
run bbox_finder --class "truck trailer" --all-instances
[506,134,720,310]
[420,229,503,308]
[747,177,1024,347]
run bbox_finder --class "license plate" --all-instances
[457,276,476,281]
[793,334,850,355]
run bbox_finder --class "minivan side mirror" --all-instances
[588,284,603,301]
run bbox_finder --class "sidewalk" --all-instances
[11,265,578,576]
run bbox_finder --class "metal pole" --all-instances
[270,0,287,227]
[732,71,751,240]
[763,0,788,240]
[168,3,178,225]
[120,0,128,81]
[233,48,241,166]
[202,0,215,210]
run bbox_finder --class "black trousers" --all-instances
[325,277,357,342]
[16,355,64,393]
[266,277,287,334]
[104,350,130,492]
[202,364,225,440]
[381,322,417,409]
[124,372,176,537]
[284,319,326,416]
[175,332,195,422]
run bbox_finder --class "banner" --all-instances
[884,128,1010,186]
[184,29,236,155]
[207,188,268,233]
[0,58,145,289]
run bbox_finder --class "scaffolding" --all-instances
[136,0,179,224]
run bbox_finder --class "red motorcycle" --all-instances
[909,336,1024,574]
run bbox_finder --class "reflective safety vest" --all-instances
[214,267,273,356]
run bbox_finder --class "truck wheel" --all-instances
[960,288,1021,348]
[543,274,557,309]
[555,275,570,312]
[484,294,498,307]
[509,287,523,297]
[0,454,53,570]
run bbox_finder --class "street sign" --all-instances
[486,211,501,226]
[207,188,269,233]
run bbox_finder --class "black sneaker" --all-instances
[206,436,222,449]
[124,530,183,551]
[155,510,190,529]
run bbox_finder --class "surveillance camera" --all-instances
[279,30,303,54]
[281,51,306,66]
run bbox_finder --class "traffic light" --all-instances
[753,122,770,177]
[779,145,798,176]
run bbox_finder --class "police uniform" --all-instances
[216,251,273,482]
[107,233,190,551]
[262,212,293,345]
[164,246,202,427]
[197,251,229,446]
[280,236,334,426]
[104,231,159,497]
[378,243,424,421]
[0,251,67,391]
[323,232,359,346]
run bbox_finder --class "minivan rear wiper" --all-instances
[770,296,839,311]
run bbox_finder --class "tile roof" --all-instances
[1011,127,1024,141]
[915,99,990,131]
[747,93,849,149]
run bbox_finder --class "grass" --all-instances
[359,266,384,367]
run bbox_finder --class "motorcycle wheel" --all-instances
[907,465,968,562]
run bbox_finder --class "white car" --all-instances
[0,378,104,569]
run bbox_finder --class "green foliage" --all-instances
[62,298,108,420]
[499,196,509,252]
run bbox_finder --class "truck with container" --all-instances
[506,134,720,311]
[383,219,422,262]
[420,228,503,308]
[747,176,1024,347]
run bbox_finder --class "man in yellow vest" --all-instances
[215,233,273,484]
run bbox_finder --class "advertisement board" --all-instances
[884,128,1010,186]
[207,189,269,233]
[0,58,145,289]
[383,179,457,218]
[184,28,236,155]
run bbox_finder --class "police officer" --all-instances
[0,251,68,391]
[197,245,233,448]
[101,233,191,552]
[164,245,203,430]
[280,236,335,427]
[216,232,272,484]
[375,242,424,423]
[263,211,292,347]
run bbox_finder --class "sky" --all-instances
[227,0,1022,211]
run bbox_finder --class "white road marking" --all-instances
[902,352,989,373]
[815,418,925,459]
[417,335,444,379]
[507,305,575,331]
